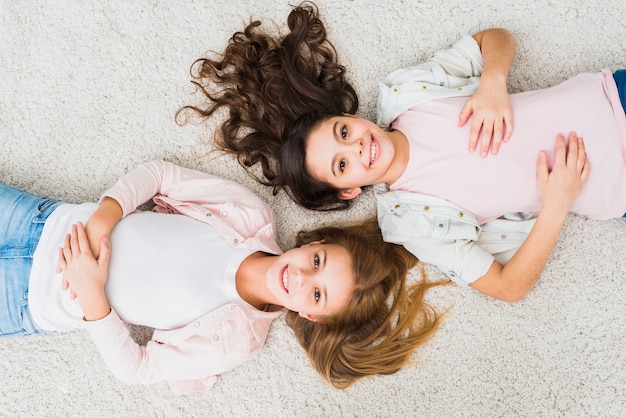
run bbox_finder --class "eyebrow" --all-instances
[322,249,328,308]
[330,121,339,177]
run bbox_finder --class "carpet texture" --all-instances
[1,0,625,416]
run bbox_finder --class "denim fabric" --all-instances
[616,71,626,218]
[0,183,63,337]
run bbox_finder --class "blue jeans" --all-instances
[0,183,63,337]
[613,70,626,218]
[614,70,626,115]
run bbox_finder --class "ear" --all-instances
[338,188,362,200]
[299,312,323,323]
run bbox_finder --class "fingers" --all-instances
[62,231,72,264]
[460,101,479,153]
[490,123,502,153]
[57,247,66,274]
[563,131,587,169]
[569,132,587,171]
[65,222,90,255]
[60,222,89,298]
[468,118,512,157]
[69,224,80,256]
[98,237,111,268]
[537,150,549,184]
[458,100,473,128]
[569,132,590,184]
[565,131,579,165]
[472,120,502,157]
[478,121,494,157]
[75,221,92,256]
[503,113,514,143]
[70,222,82,254]
[553,133,567,166]
[549,131,589,180]
[469,119,482,154]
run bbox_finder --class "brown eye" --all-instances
[314,288,321,302]
[341,126,348,140]
[339,159,346,173]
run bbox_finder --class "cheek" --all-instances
[292,293,311,313]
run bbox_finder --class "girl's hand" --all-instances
[537,132,590,217]
[459,81,514,157]
[57,197,122,297]
[61,222,112,321]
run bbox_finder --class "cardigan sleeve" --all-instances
[100,160,266,217]
[98,160,282,255]
[83,307,274,392]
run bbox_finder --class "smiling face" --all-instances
[266,242,354,322]
[304,115,406,199]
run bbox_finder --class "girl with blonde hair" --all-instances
[2,160,446,392]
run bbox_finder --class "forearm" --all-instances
[472,133,588,301]
[84,309,152,385]
[86,197,122,256]
[495,208,567,301]
[473,28,516,87]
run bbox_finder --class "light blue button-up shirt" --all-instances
[374,35,537,286]
[376,186,535,286]
[377,35,483,128]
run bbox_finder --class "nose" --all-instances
[295,269,310,288]
[343,137,364,159]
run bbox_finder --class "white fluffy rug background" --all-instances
[1,0,626,416]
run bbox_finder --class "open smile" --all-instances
[369,136,379,166]
[279,265,289,293]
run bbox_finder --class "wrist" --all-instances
[79,289,111,321]
[82,302,111,322]
[537,204,569,227]
[478,72,508,88]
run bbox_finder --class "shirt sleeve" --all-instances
[98,160,282,255]
[377,35,483,128]
[427,34,484,78]
[101,160,266,217]
[83,309,260,389]
[400,234,494,287]
[376,191,494,286]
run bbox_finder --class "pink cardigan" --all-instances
[84,160,284,394]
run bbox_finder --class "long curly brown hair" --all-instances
[176,2,358,198]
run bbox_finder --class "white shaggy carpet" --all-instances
[1,0,625,416]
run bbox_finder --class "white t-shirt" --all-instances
[29,203,254,331]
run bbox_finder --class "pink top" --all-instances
[33,160,284,394]
[391,70,626,224]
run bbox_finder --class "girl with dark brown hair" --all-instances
[178,2,626,304]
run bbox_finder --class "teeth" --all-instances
[370,140,378,165]
[282,268,288,293]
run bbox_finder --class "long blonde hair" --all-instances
[286,219,449,389]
